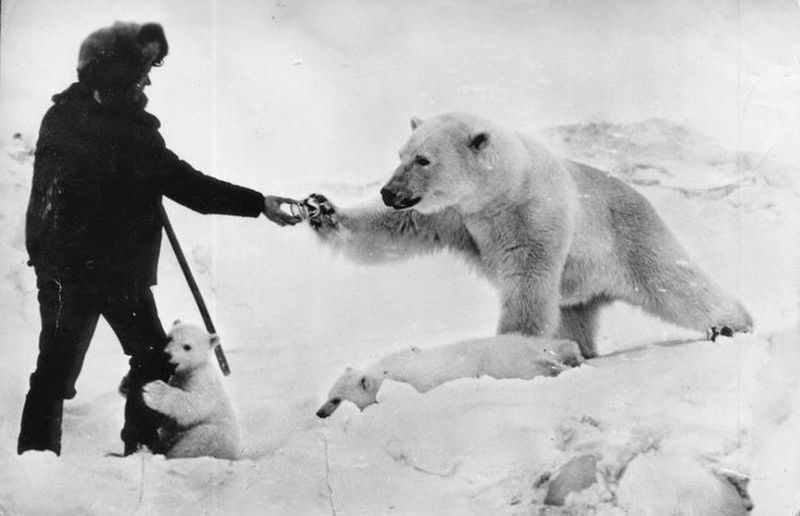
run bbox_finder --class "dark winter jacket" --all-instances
[25,82,265,290]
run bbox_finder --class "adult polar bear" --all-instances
[307,113,752,357]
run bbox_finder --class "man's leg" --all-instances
[18,279,100,455]
[103,288,172,455]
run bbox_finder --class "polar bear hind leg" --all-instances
[622,221,752,337]
[632,258,751,336]
[598,185,752,338]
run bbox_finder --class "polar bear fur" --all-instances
[309,112,752,358]
[316,334,582,417]
[142,322,239,460]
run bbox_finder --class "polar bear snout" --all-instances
[381,186,420,210]
[316,398,342,418]
[164,349,178,366]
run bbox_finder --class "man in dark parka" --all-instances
[19,21,301,456]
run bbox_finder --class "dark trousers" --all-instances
[18,277,174,455]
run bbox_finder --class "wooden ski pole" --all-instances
[159,204,231,375]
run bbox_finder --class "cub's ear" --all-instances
[172,319,182,326]
[209,333,220,349]
[468,132,490,152]
[410,116,424,130]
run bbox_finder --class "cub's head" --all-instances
[380,113,524,214]
[316,367,383,418]
[164,321,218,373]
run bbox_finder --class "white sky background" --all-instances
[1,0,799,191]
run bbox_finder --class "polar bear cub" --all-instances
[316,334,582,417]
[142,322,239,460]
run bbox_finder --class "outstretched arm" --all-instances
[160,151,265,217]
[307,195,480,265]
[160,151,304,225]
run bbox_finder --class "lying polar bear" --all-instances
[316,334,582,417]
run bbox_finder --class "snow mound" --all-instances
[540,118,799,192]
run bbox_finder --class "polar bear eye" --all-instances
[414,156,430,166]
[183,344,192,351]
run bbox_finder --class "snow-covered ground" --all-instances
[2,1,799,514]
[1,115,798,514]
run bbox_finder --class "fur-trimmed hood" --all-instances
[77,22,168,91]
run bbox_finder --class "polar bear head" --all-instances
[316,367,383,418]
[164,321,219,373]
[380,113,528,214]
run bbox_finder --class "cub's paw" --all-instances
[142,380,170,411]
[303,193,339,233]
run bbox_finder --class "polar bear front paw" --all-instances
[304,193,339,233]
[142,380,170,412]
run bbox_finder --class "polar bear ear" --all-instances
[172,319,182,326]
[468,132,490,152]
[208,333,220,349]
[410,116,424,130]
